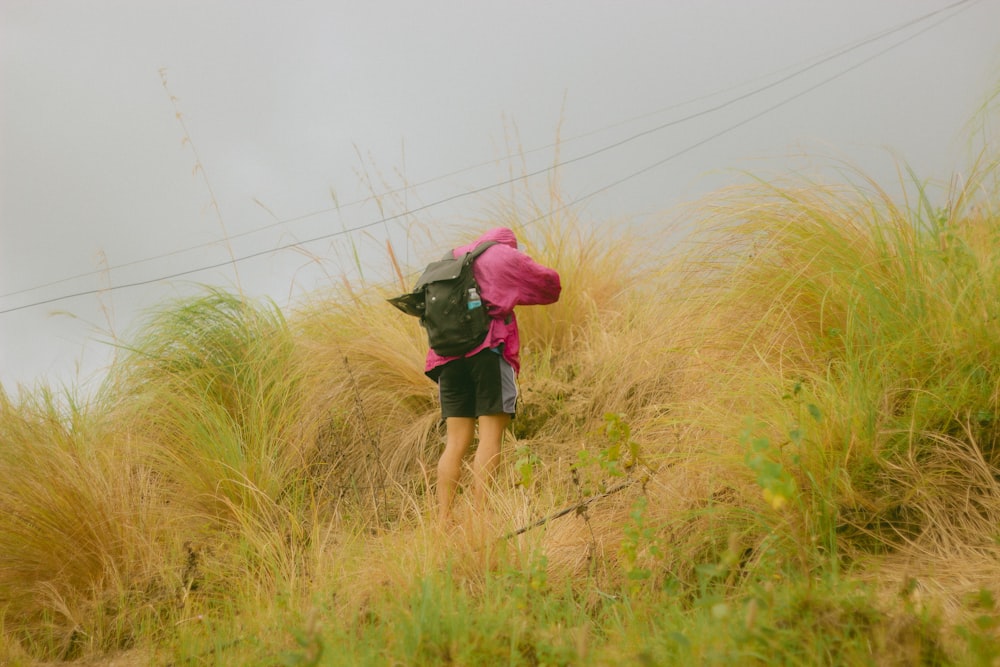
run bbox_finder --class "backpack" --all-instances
[388,241,498,357]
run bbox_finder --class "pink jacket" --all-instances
[424,227,561,377]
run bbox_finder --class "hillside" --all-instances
[3,136,1000,664]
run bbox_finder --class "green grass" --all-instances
[4,118,1000,664]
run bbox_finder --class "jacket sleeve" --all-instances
[475,245,561,316]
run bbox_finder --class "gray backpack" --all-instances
[388,241,497,357]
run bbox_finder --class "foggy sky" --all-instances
[2,0,999,393]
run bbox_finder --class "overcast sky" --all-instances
[2,0,999,394]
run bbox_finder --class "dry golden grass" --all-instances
[0,387,175,660]
[645,158,1000,619]
[6,126,1000,662]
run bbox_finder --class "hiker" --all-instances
[425,227,561,525]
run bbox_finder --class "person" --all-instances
[425,227,561,526]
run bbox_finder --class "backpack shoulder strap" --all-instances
[441,240,499,264]
[467,240,498,262]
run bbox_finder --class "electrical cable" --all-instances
[0,0,981,315]
[515,0,982,232]
[0,34,884,302]
[1,0,971,303]
[3,0,974,301]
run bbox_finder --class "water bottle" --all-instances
[467,287,482,310]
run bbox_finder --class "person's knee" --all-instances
[478,415,509,444]
[438,449,460,476]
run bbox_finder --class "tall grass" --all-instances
[0,386,170,660]
[4,127,1000,663]
[291,286,441,499]
[667,168,1000,568]
[108,288,313,523]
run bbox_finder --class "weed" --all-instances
[619,495,663,595]
[513,444,542,491]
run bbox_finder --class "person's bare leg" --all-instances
[472,413,511,510]
[437,417,476,525]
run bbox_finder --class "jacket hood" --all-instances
[460,227,518,253]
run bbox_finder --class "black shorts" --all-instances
[437,349,518,418]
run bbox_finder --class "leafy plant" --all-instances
[743,422,797,512]
[574,412,642,490]
[513,445,542,490]
[619,495,663,594]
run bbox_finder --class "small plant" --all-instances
[279,617,325,667]
[619,495,663,594]
[602,412,641,471]
[956,588,1000,665]
[513,445,541,490]
[743,423,797,512]
[742,383,823,512]
[783,380,822,450]
[574,413,642,490]
[523,550,550,598]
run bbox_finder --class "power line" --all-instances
[0,0,979,315]
[517,0,982,231]
[0,37,877,302]
[524,0,983,227]
[0,40,871,303]
[7,1,975,303]
[1,0,969,303]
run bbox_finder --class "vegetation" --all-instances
[3,110,1000,665]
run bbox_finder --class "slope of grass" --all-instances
[0,387,173,661]
[4,135,1000,663]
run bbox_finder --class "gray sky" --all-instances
[2,0,999,393]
